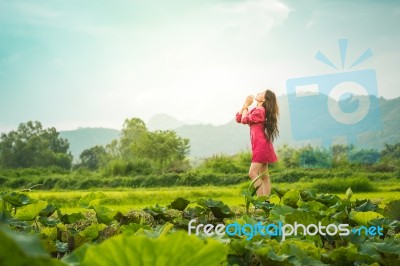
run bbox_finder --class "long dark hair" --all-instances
[262,89,279,142]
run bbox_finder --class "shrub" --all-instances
[6,177,30,189]
[312,177,375,193]
[0,176,7,185]
[274,169,306,183]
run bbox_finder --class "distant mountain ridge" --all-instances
[61,95,400,160]
[60,128,120,162]
[147,113,185,131]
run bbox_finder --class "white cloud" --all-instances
[212,0,291,40]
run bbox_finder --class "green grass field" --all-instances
[27,180,400,214]
[3,178,400,265]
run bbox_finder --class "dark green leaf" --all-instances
[197,198,233,219]
[355,199,378,212]
[300,189,318,202]
[57,210,85,224]
[120,223,151,236]
[168,197,190,211]
[272,187,289,198]
[71,231,228,266]
[281,190,300,208]
[39,204,58,217]
[316,193,341,207]
[2,192,33,207]
[144,204,173,221]
[56,240,69,253]
[92,205,117,225]
[39,217,60,227]
[269,205,295,222]
[0,228,65,266]
[79,223,107,240]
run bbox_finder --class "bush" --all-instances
[312,177,375,193]
[0,176,7,185]
[54,178,78,190]
[195,153,251,174]
[365,172,394,182]
[125,160,154,175]
[297,146,332,168]
[78,178,104,189]
[274,169,307,183]
[107,160,127,176]
[6,177,30,189]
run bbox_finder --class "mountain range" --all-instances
[60,95,400,161]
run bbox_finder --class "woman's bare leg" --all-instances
[248,163,264,196]
[259,163,271,196]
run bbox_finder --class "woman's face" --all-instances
[255,91,266,102]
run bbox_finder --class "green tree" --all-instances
[103,117,190,174]
[119,118,147,160]
[297,145,331,168]
[331,144,349,167]
[349,147,380,165]
[132,130,190,170]
[0,121,72,169]
[277,144,299,168]
[381,143,400,161]
[106,139,120,159]
[79,145,108,170]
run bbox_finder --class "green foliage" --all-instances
[133,130,190,170]
[168,197,190,211]
[198,154,243,174]
[0,187,400,265]
[0,121,72,169]
[196,152,251,174]
[0,228,64,266]
[197,198,234,219]
[381,143,400,161]
[277,143,397,170]
[63,231,228,266]
[277,144,299,168]
[349,211,384,226]
[78,145,108,171]
[15,201,48,221]
[115,117,190,172]
[384,199,400,220]
[79,223,107,240]
[57,210,85,224]
[297,145,332,168]
[119,118,148,160]
[312,177,375,193]
[281,190,300,208]
[2,191,33,207]
[349,147,380,165]
[91,204,117,225]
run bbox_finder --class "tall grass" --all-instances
[311,177,375,193]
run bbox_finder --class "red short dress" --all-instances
[236,107,278,163]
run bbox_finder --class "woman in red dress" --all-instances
[236,89,279,197]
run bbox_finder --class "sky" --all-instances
[0,0,399,132]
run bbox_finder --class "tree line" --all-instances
[0,119,399,175]
[0,119,190,174]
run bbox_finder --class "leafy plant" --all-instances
[242,170,269,214]
[62,231,228,266]
[0,228,64,266]
[197,198,234,219]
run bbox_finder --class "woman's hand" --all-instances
[243,95,253,108]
